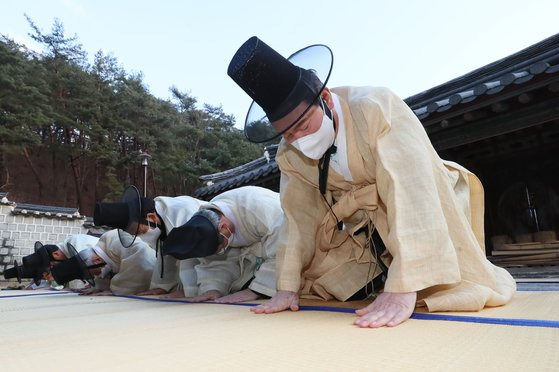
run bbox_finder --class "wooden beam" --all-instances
[518,93,533,104]
[463,110,487,122]
[428,96,559,150]
[491,102,509,113]
[422,75,559,127]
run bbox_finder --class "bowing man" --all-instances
[227,36,516,327]
[94,186,205,297]
[162,186,284,304]
[51,229,155,295]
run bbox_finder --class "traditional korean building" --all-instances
[195,33,559,262]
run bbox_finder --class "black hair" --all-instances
[140,198,156,218]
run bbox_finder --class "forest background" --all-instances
[0,18,267,215]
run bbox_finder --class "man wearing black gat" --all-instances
[227,37,516,327]
[162,186,282,303]
[94,185,204,296]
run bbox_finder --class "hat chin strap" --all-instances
[159,239,168,279]
[318,101,337,195]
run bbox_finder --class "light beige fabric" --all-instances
[92,229,156,295]
[196,186,284,297]
[276,86,516,310]
[151,196,206,295]
[1,290,557,371]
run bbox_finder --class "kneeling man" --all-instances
[94,186,205,296]
[51,229,155,295]
[162,186,284,303]
[3,235,100,289]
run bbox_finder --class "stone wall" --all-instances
[0,198,88,285]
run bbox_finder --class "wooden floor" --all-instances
[506,265,559,291]
[505,264,559,279]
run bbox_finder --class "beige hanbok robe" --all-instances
[276,86,516,311]
[150,196,206,295]
[195,186,283,297]
[92,230,156,295]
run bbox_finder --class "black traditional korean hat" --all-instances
[2,260,43,285]
[227,36,333,143]
[94,185,153,248]
[22,241,60,270]
[161,212,219,260]
[50,243,101,287]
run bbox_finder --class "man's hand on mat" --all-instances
[137,288,168,296]
[78,287,103,295]
[89,290,113,296]
[160,290,185,299]
[71,284,91,292]
[215,289,260,304]
[354,291,417,328]
[188,290,222,303]
[250,290,299,314]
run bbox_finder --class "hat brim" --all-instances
[118,185,142,248]
[35,243,51,266]
[67,243,96,287]
[21,242,50,285]
[34,241,43,252]
[244,44,334,143]
[5,260,42,286]
[12,260,22,284]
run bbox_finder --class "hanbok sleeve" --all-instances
[195,249,242,295]
[110,241,156,295]
[245,199,282,297]
[358,88,461,293]
[149,254,180,292]
[274,162,327,293]
[249,256,276,297]
[93,277,111,292]
[178,258,200,297]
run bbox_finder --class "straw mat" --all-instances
[1,290,558,371]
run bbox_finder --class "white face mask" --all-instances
[217,226,233,255]
[291,99,335,160]
[228,232,239,247]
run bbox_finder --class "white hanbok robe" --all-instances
[195,186,284,297]
[55,234,99,289]
[56,234,99,258]
[148,196,206,295]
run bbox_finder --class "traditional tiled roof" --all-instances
[195,33,559,198]
[405,33,559,122]
[1,192,85,219]
[1,192,15,206]
[11,203,84,219]
[195,145,279,198]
